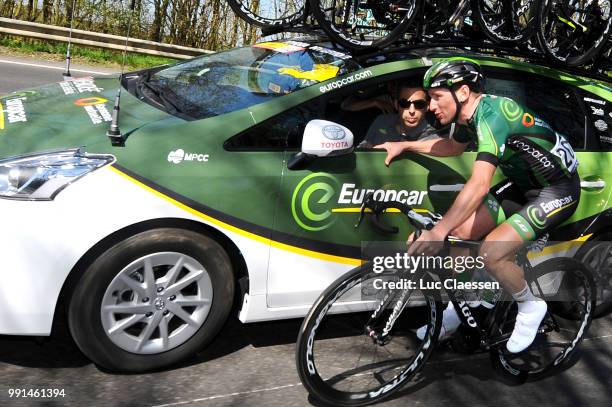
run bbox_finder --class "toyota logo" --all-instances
[322,125,345,140]
[154,298,166,311]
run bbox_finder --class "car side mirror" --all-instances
[287,120,354,170]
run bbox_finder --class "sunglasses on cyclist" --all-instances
[398,98,428,110]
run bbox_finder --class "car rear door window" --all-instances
[485,71,586,150]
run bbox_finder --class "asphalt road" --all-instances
[0,56,611,407]
[0,55,116,95]
[0,311,611,407]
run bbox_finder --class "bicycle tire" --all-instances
[536,0,612,66]
[574,230,612,318]
[472,0,537,45]
[227,0,307,28]
[489,257,596,382]
[309,0,422,52]
[296,263,442,406]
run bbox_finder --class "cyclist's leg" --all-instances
[481,175,581,352]
[451,179,517,240]
[417,184,502,341]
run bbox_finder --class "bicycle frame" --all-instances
[367,239,558,351]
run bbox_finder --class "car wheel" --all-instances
[68,228,234,372]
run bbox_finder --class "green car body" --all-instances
[0,39,610,371]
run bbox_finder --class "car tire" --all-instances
[68,228,234,372]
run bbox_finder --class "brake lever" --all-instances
[372,210,399,234]
[354,197,369,228]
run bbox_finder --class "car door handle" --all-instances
[581,181,606,189]
[429,184,464,192]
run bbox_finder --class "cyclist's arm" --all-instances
[375,137,467,166]
[431,159,497,237]
[402,137,467,157]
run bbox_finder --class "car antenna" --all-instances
[62,0,78,80]
[107,0,136,147]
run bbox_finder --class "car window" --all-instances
[485,71,586,150]
[134,42,361,121]
[578,89,612,151]
[224,100,320,150]
[320,75,442,148]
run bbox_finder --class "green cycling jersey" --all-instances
[453,94,579,191]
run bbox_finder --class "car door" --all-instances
[484,67,612,242]
[266,79,472,308]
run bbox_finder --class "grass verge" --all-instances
[0,35,178,69]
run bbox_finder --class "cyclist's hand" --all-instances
[373,142,405,166]
[407,229,445,256]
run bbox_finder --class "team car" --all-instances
[1,38,611,372]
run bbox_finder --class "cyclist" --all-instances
[374,59,581,353]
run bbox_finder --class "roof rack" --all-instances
[358,40,611,85]
[262,27,611,85]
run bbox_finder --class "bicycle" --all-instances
[295,193,596,406]
[309,0,538,52]
[227,0,309,29]
[535,0,612,66]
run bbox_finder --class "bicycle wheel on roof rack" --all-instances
[472,0,538,46]
[227,0,307,28]
[536,0,612,67]
[310,0,422,52]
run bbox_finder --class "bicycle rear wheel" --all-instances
[490,257,596,382]
[472,0,537,45]
[296,263,442,406]
[227,0,307,28]
[575,231,612,317]
[536,0,612,66]
[310,0,421,52]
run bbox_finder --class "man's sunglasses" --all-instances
[398,98,428,110]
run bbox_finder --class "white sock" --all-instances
[442,302,461,331]
[513,283,541,314]
[416,302,461,340]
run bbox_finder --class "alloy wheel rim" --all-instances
[100,252,213,354]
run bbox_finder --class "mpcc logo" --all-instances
[292,173,339,231]
[168,149,186,164]
[168,149,210,164]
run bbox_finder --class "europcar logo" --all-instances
[291,173,339,231]
[322,125,345,140]
[526,205,546,229]
[74,97,108,106]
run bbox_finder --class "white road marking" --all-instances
[150,383,303,406]
[150,332,612,406]
[0,59,113,75]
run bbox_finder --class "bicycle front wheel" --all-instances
[310,0,421,52]
[536,0,612,66]
[472,0,537,45]
[296,263,442,406]
[490,257,596,381]
[227,0,307,28]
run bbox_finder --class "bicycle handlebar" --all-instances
[355,192,435,234]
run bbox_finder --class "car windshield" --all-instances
[136,41,361,120]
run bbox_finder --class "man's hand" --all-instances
[373,141,406,166]
[407,228,446,256]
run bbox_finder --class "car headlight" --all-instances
[0,148,115,200]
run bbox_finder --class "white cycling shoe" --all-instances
[416,302,460,341]
[506,300,548,354]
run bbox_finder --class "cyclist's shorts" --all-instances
[484,173,581,241]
